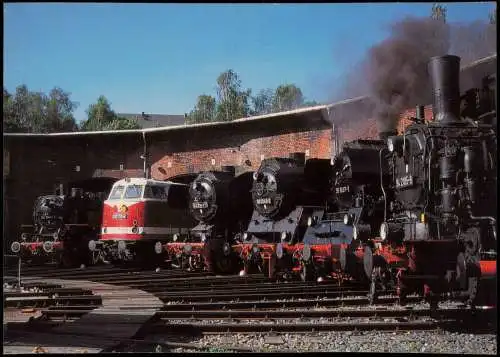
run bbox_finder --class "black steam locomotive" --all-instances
[235,153,334,278]
[301,139,392,282]
[163,167,254,273]
[11,177,116,267]
[369,55,497,307]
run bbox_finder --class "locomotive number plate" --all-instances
[335,186,350,194]
[396,175,414,189]
[192,202,209,209]
[256,198,272,205]
[112,213,128,220]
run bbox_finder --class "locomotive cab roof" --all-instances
[111,177,188,187]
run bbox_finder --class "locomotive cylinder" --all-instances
[428,55,461,123]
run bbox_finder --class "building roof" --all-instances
[116,113,186,129]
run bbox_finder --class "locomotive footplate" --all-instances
[163,242,206,271]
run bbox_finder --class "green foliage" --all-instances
[215,70,252,121]
[186,94,217,124]
[79,95,140,131]
[251,88,274,115]
[431,3,447,23]
[186,70,319,123]
[489,5,496,25]
[3,85,78,133]
[272,84,304,112]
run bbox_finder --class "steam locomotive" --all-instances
[10,177,116,267]
[88,177,196,266]
[365,55,497,307]
[301,139,393,282]
[234,153,335,279]
[158,167,254,273]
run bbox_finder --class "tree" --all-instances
[272,84,304,112]
[431,3,447,23]
[186,94,217,124]
[489,5,496,25]
[302,100,320,107]
[215,70,252,121]
[251,88,274,115]
[80,95,140,131]
[3,85,78,133]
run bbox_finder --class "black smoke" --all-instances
[331,15,497,133]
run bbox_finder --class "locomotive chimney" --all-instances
[220,165,236,176]
[428,55,461,123]
[416,105,425,121]
[289,152,306,165]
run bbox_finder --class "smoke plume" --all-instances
[331,15,497,133]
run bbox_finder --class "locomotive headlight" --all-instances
[387,137,395,152]
[243,233,249,241]
[154,241,163,254]
[222,242,231,256]
[21,233,28,241]
[276,243,284,259]
[117,240,126,252]
[11,241,21,253]
[353,226,359,240]
[380,222,388,241]
[253,172,258,181]
[53,232,59,240]
[281,232,288,241]
[88,240,97,252]
[132,226,139,234]
[102,227,107,234]
[343,214,350,225]
[307,217,312,227]
[173,234,179,242]
[201,233,207,243]
[43,241,54,253]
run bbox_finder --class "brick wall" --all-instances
[148,118,332,180]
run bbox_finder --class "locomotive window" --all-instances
[144,185,168,199]
[124,185,144,199]
[109,185,125,200]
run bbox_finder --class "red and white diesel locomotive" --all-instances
[88,177,196,265]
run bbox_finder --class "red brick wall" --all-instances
[150,128,333,180]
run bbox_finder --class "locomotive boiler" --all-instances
[88,177,196,266]
[10,177,116,267]
[159,167,254,273]
[373,55,497,307]
[234,152,333,278]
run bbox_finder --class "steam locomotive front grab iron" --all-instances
[371,55,497,306]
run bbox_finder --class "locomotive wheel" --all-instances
[368,269,379,305]
[300,263,316,282]
[339,247,347,272]
[467,277,480,307]
[215,257,234,275]
[363,246,374,279]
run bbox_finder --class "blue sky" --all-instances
[4,2,496,122]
